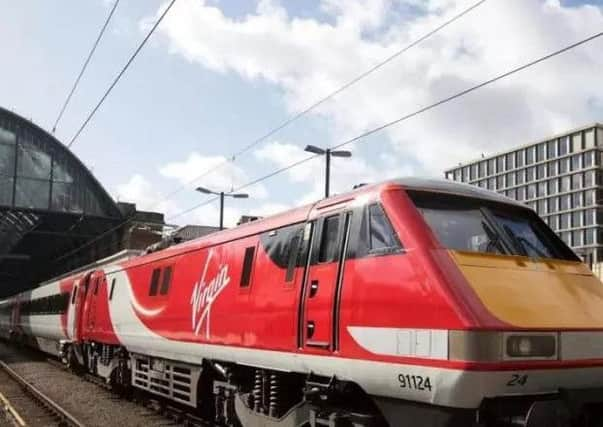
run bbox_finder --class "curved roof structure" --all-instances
[0,106,124,296]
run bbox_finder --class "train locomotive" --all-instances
[2,177,603,427]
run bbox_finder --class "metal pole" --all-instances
[325,149,331,198]
[219,192,224,230]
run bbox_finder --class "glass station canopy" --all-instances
[0,106,123,297]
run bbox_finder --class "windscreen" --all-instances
[409,191,579,261]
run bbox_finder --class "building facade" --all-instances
[444,124,603,265]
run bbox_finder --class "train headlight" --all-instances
[506,334,556,358]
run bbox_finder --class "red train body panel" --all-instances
[2,178,603,427]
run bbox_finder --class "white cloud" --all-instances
[114,174,179,218]
[151,0,603,179]
[159,152,268,199]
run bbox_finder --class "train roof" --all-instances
[391,177,525,208]
[124,177,525,268]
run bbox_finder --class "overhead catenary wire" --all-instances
[66,0,178,148]
[168,29,603,220]
[53,29,603,265]
[150,0,489,208]
[52,0,121,134]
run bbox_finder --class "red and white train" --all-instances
[2,178,603,427]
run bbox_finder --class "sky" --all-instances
[1,0,602,228]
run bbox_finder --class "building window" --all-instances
[585,209,595,226]
[496,156,504,173]
[516,170,525,185]
[560,195,571,211]
[572,133,582,152]
[559,136,570,155]
[549,214,559,230]
[526,167,535,182]
[559,158,568,174]
[488,178,496,190]
[537,164,546,180]
[571,173,582,190]
[516,186,525,201]
[538,200,546,215]
[527,184,537,200]
[585,189,596,206]
[507,188,517,199]
[571,154,581,170]
[538,182,547,198]
[585,130,595,149]
[497,175,504,189]
[560,213,570,229]
[573,192,583,208]
[548,161,557,176]
[583,151,595,168]
[572,211,582,228]
[547,140,557,158]
[478,161,486,178]
[516,150,525,167]
[586,228,595,245]
[561,231,572,246]
[573,230,583,247]
[488,159,496,175]
[549,179,558,195]
[462,166,469,182]
[537,143,546,161]
[584,170,595,187]
[470,164,478,181]
[506,172,515,187]
[561,176,570,193]
[526,147,535,165]
[548,198,558,213]
[506,153,515,169]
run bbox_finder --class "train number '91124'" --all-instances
[398,374,433,392]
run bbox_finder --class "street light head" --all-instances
[330,149,352,158]
[231,193,249,199]
[195,186,214,195]
[304,144,326,155]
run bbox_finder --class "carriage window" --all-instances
[318,215,340,263]
[368,204,400,252]
[71,286,77,304]
[149,268,161,296]
[240,247,256,288]
[109,278,116,300]
[160,267,173,295]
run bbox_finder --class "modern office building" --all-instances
[444,123,603,265]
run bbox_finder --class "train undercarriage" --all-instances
[50,339,603,427]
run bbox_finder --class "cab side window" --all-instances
[355,203,402,257]
[368,203,400,252]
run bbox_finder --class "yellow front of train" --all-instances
[407,184,603,426]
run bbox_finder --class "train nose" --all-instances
[450,251,603,329]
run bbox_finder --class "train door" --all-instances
[86,273,100,335]
[69,272,91,342]
[300,211,352,351]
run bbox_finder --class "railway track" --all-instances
[0,359,85,427]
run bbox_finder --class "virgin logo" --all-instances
[190,249,231,338]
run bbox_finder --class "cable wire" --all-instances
[168,30,603,220]
[150,0,489,207]
[52,29,603,264]
[66,0,178,148]
[52,0,121,134]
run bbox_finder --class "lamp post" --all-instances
[195,187,249,230]
[304,145,352,198]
